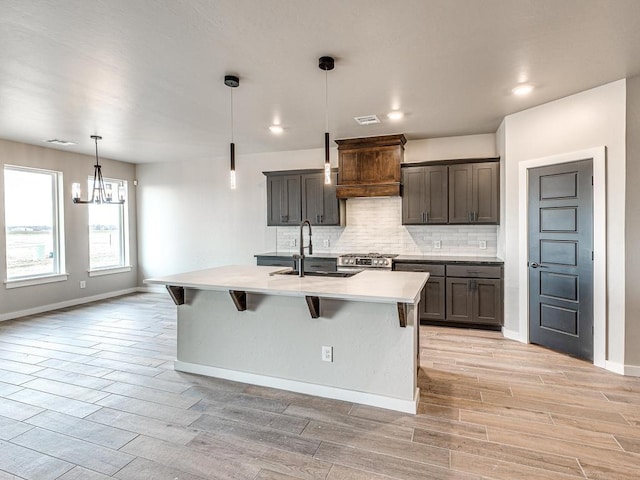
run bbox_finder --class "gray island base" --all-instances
[145,265,429,413]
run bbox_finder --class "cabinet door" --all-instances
[446,277,474,322]
[302,172,340,225]
[473,162,499,223]
[448,164,473,224]
[475,278,502,325]
[402,167,426,224]
[424,166,448,223]
[422,276,445,321]
[267,174,301,226]
[267,175,285,226]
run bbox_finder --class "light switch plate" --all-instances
[433,240,442,249]
[323,239,330,248]
[289,239,297,247]
[479,240,487,250]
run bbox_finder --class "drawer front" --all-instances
[256,258,295,268]
[394,263,445,276]
[304,259,337,272]
[446,265,502,278]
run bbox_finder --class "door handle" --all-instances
[529,262,547,268]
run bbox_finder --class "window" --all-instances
[88,178,129,271]
[4,165,64,281]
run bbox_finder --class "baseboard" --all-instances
[137,285,165,294]
[0,288,140,322]
[624,364,640,377]
[606,361,640,377]
[175,360,420,414]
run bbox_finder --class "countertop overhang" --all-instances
[145,265,429,305]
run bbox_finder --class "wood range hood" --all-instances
[335,134,406,198]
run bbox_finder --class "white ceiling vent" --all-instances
[354,115,381,126]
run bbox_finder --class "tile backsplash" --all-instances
[275,197,498,256]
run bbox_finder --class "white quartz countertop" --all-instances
[145,265,429,304]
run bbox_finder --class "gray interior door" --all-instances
[528,160,593,361]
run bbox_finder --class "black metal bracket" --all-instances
[305,296,320,318]
[229,290,247,311]
[397,303,408,328]
[166,285,185,306]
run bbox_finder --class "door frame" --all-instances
[518,146,606,368]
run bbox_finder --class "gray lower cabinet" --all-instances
[394,263,445,320]
[394,261,503,327]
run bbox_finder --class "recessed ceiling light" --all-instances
[43,139,76,146]
[269,125,284,134]
[512,84,534,96]
[387,111,404,120]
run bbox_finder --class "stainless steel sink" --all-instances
[271,269,362,278]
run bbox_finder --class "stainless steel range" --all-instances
[337,253,397,271]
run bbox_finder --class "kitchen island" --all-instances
[145,265,429,413]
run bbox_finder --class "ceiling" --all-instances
[2,0,640,164]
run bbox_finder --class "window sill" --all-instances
[88,266,133,277]
[4,273,69,289]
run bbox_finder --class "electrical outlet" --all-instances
[80,281,86,289]
[323,239,330,248]
[289,238,297,247]
[321,345,333,362]
[433,240,442,249]
[479,240,487,250]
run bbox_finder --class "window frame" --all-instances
[87,176,130,275]
[3,164,67,288]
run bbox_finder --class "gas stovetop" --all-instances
[337,253,397,269]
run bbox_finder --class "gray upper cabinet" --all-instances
[266,170,342,226]
[401,165,448,225]
[267,174,302,226]
[449,162,499,224]
[402,160,498,225]
[302,172,340,225]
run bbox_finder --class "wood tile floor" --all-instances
[1,292,639,479]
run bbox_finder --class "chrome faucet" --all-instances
[293,220,313,277]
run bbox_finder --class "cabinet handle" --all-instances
[320,214,324,223]
[425,211,429,223]
[474,211,478,222]
[281,215,286,223]
[468,212,473,222]
[470,279,477,291]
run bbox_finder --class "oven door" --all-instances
[336,266,365,274]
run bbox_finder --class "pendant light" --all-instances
[72,135,125,204]
[225,74,240,189]
[319,56,334,185]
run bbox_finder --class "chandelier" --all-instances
[72,135,125,204]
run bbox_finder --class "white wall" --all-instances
[501,80,627,366]
[0,139,138,319]
[136,134,499,283]
[625,75,640,368]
